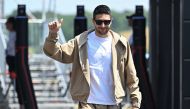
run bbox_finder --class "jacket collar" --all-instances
[78,29,94,48]
[78,28,127,48]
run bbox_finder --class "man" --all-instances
[5,16,24,109]
[5,16,17,79]
[126,14,136,56]
[126,14,134,47]
[43,5,141,109]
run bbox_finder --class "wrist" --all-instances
[48,31,58,39]
[49,30,58,34]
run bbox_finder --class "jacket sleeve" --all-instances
[125,42,142,108]
[43,32,76,63]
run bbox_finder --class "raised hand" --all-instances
[48,18,63,33]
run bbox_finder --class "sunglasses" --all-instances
[95,20,111,25]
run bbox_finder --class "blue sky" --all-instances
[4,0,149,16]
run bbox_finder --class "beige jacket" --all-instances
[43,29,142,108]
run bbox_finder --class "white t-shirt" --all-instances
[6,31,16,56]
[87,31,116,105]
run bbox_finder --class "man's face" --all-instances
[93,14,112,36]
[5,22,13,31]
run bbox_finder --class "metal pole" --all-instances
[132,6,155,109]
[15,4,38,109]
[74,5,87,36]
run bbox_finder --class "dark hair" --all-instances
[126,14,135,20]
[93,5,111,19]
[6,16,16,30]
